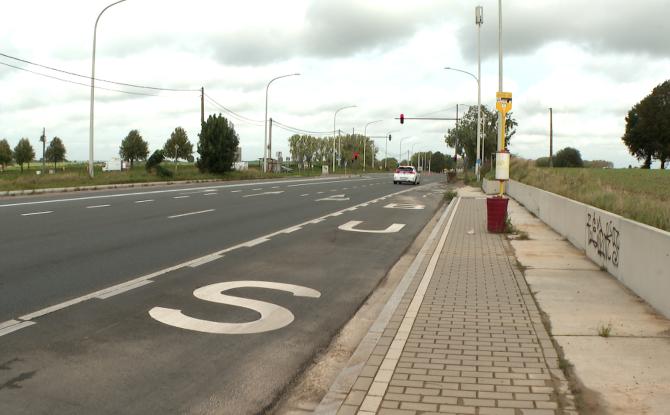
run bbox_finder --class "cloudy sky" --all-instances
[2,0,669,167]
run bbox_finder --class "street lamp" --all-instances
[333,105,356,173]
[445,65,482,181]
[89,0,128,178]
[410,142,419,166]
[363,119,383,172]
[264,73,300,173]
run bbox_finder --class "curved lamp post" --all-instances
[363,119,383,172]
[445,67,481,180]
[89,0,128,178]
[264,73,300,172]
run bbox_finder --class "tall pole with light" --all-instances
[264,73,300,173]
[363,119,383,172]
[399,137,411,164]
[332,105,356,173]
[476,5,483,180]
[89,0,127,178]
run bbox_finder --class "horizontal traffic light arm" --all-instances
[395,117,459,121]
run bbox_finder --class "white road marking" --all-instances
[271,186,280,189]
[187,254,223,268]
[149,281,321,334]
[357,198,461,413]
[96,280,153,299]
[135,199,154,204]
[21,211,53,216]
[0,177,374,208]
[252,188,263,191]
[338,221,405,234]
[300,194,309,197]
[286,178,375,188]
[6,184,431,333]
[86,204,111,209]
[317,191,324,194]
[316,194,350,202]
[0,320,36,337]
[168,209,215,219]
[231,190,242,193]
[330,212,343,216]
[329,189,337,192]
[281,226,302,234]
[384,203,425,210]
[204,193,217,196]
[173,195,190,199]
[243,191,284,198]
[343,187,349,190]
[242,237,269,247]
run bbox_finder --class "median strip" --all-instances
[168,209,215,219]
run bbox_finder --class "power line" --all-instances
[0,52,200,92]
[204,95,264,126]
[0,60,158,96]
[272,120,333,136]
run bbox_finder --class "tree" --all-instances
[553,147,583,167]
[45,137,66,169]
[429,151,447,173]
[535,157,551,167]
[379,157,398,170]
[0,139,12,171]
[13,138,35,172]
[622,80,670,169]
[197,114,239,173]
[444,105,517,169]
[119,129,149,169]
[163,127,194,164]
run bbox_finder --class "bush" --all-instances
[554,147,584,167]
[535,157,551,167]
[197,114,239,173]
[146,150,165,171]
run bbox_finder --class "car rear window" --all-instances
[398,167,414,173]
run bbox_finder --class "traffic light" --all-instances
[388,134,392,141]
[400,114,404,124]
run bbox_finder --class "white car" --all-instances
[393,166,420,185]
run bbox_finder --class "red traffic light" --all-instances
[400,113,404,124]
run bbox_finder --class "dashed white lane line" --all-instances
[21,211,53,216]
[231,190,242,193]
[300,194,310,197]
[173,195,190,199]
[168,209,215,219]
[317,191,324,194]
[3,183,432,337]
[271,186,280,189]
[252,188,263,191]
[135,199,154,204]
[86,204,110,209]
[204,193,217,196]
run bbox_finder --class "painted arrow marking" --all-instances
[316,194,350,201]
[338,220,405,234]
[243,191,285,198]
[149,281,321,334]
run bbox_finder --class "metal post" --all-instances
[264,73,300,173]
[268,118,273,172]
[476,5,483,181]
[89,0,127,178]
[200,87,204,126]
[41,128,46,172]
[549,108,553,167]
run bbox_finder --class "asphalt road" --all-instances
[0,173,449,414]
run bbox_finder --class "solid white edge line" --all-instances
[11,183,430,329]
[187,254,223,268]
[21,211,53,216]
[168,209,215,219]
[357,197,461,414]
[96,280,153,299]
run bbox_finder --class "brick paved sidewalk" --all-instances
[333,197,576,415]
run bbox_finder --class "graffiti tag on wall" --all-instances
[586,211,620,267]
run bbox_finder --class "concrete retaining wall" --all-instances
[485,178,670,318]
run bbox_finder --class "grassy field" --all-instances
[510,159,670,232]
[0,162,325,192]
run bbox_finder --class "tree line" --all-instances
[287,133,377,168]
[0,137,66,172]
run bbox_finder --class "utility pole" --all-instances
[200,87,204,126]
[40,128,46,172]
[549,108,553,168]
[455,104,459,163]
[476,5,483,180]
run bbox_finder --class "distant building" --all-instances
[234,146,242,162]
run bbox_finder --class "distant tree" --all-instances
[197,114,239,173]
[584,160,614,169]
[13,138,35,172]
[379,157,398,170]
[45,136,67,169]
[429,151,446,172]
[0,139,12,170]
[535,157,551,167]
[444,105,517,169]
[119,129,149,169]
[145,149,165,171]
[163,127,194,164]
[622,80,670,169]
[553,147,584,168]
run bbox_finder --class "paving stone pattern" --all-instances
[337,198,576,415]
